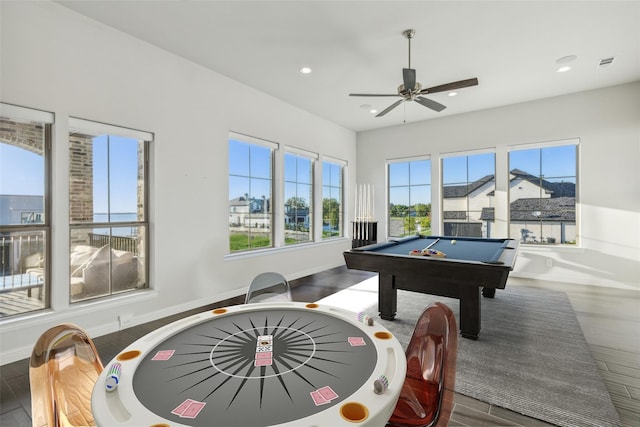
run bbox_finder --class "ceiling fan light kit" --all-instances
[350,29,479,117]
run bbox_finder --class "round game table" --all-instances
[91,302,406,426]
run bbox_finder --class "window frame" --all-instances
[283,148,317,246]
[507,138,579,246]
[68,117,151,302]
[440,149,496,238]
[0,103,53,317]
[228,132,278,253]
[321,157,346,240]
[386,156,432,238]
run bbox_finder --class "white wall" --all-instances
[0,2,356,363]
[357,82,640,290]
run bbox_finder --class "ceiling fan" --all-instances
[349,29,479,117]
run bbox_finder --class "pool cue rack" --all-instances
[352,221,377,248]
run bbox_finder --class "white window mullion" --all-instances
[273,148,285,247]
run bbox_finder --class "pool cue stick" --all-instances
[422,238,440,252]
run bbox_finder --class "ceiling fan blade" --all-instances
[376,99,405,117]
[349,93,401,97]
[415,96,447,112]
[403,68,416,91]
[420,78,479,94]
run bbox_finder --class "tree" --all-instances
[390,204,409,217]
[286,196,308,208]
[322,198,340,227]
[413,203,431,217]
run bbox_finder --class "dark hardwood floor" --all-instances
[1,266,634,426]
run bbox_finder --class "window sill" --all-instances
[224,237,351,261]
[520,244,584,254]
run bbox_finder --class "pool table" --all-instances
[343,235,519,339]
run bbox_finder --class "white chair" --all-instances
[245,272,292,304]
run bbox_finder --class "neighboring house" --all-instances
[444,169,576,242]
[228,195,309,230]
[284,205,310,229]
[228,194,271,229]
[0,195,44,225]
[442,174,495,236]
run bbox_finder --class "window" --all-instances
[284,152,314,245]
[388,159,431,238]
[228,134,275,252]
[322,160,344,238]
[69,118,150,302]
[0,103,52,317]
[508,141,577,245]
[442,152,495,237]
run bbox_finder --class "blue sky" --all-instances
[228,139,345,205]
[0,144,44,196]
[92,134,139,213]
[1,135,140,214]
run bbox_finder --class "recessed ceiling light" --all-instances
[299,67,312,74]
[369,109,377,114]
[557,66,572,73]
[448,92,458,97]
[556,55,577,64]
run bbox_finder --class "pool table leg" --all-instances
[459,286,481,340]
[378,273,397,320]
[482,287,496,298]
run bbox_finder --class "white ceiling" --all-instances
[55,0,640,133]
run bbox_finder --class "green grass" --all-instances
[229,233,271,251]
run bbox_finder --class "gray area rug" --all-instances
[318,278,621,427]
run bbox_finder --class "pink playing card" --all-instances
[255,352,273,359]
[348,337,366,346]
[254,358,272,366]
[310,390,330,406]
[181,401,206,419]
[152,349,175,361]
[317,386,338,401]
[171,399,195,416]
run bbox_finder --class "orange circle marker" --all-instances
[340,402,369,423]
[374,331,393,340]
[117,350,141,361]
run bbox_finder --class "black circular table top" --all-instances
[132,307,378,426]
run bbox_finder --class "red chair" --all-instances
[387,302,458,427]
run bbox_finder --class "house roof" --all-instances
[480,197,576,222]
[229,196,249,207]
[510,169,576,198]
[443,174,494,198]
[446,169,576,199]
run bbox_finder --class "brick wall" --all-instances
[0,118,44,155]
[68,133,94,223]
